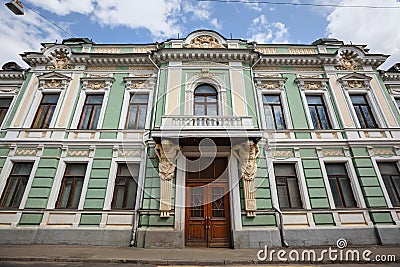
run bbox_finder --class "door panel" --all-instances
[186,183,231,247]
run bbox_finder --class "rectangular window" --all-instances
[0,97,13,126]
[126,94,148,129]
[377,162,400,207]
[112,163,139,209]
[78,94,104,129]
[56,163,87,209]
[0,162,33,208]
[263,94,286,130]
[350,95,378,128]
[306,95,332,129]
[396,98,400,111]
[274,163,302,209]
[326,163,357,208]
[32,94,60,128]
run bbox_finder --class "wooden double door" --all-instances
[185,157,231,248]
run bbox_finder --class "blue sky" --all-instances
[1,0,399,69]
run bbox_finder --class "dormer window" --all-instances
[194,84,218,116]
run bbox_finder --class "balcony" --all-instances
[156,115,260,139]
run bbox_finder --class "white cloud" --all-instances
[0,7,62,67]
[182,2,221,30]
[92,0,182,38]
[248,15,289,43]
[326,0,400,69]
[27,0,95,16]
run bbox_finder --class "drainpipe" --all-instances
[129,53,161,247]
[273,205,289,247]
[250,54,263,133]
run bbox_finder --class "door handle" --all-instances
[205,225,210,229]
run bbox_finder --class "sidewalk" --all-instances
[0,245,399,265]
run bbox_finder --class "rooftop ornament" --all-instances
[5,0,24,15]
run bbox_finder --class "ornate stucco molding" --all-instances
[155,139,181,218]
[81,76,115,91]
[123,75,156,90]
[337,72,372,90]
[37,72,72,90]
[295,75,329,91]
[184,35,226,49]
[335,50,362,70]
[232,140,259,217]
[254,74,287,90]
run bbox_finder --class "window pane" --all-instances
[112,163,138,209]
[339,178,356,207]
[317,106,330,129]
[90,105,102,129]
[65,164,87,176]
[277,184,289,208]
[194,105,205,115]
[273,106,285,130]
[86,94,104,104]
[306,95,323,105]
[264,95,280,104]
[125,179,137,209]
[127,106,138,129]
[329,179,343,207]
[194,95,204,102]
[79,106,93,129]
[207,104,218,116]
[378,162,400,207]
[326,163,347,175]
[69,178,83,209]
[137,105,147,129]
[42,94,59,104]
[274,164,296,176]
[58,180,72,208]
[195,85,216,94]
[396,98,400,110]
[350,95,366,104]
[264,106,274,129]
[2,178,19,207]
[131,94,148,104]
[288,178,302,208]
[12,163,34,175]
[0,97,13,125]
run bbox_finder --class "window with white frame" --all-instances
[306,95,332,129]
[111,163,139,209]
[78,94,104,130]
[273,163,303,209]
[56,163,87,209]
[194,84,218,116]
[0,97,13,127]
[126,94,148,130]
[395,98,400,112]
[0,162,33,208]
[349,94,378,128]
[262,94,286,130]
[377,162,400,207]
[325,163,357,208]
[31,94,60,128]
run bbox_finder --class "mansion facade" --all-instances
[0,30,399,248]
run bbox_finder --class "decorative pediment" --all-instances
[254,74,287,90]
[43,45,73,70]
[81,76,115,90]
[295,75,329,90]
[123,75,156,90]
[338,72,372,89]
[37,72,72,90]
[336,49,362,70]
[184,31,227,49]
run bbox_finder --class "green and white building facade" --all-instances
[0,30,399,248]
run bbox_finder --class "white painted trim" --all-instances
[174,155,186,231]
[371,156,400,209]
[104,158,142,210]
[258,89,292,130]
[47,158,92,210]
[118,89,152,130]
[23,88,66,129]
[301,90,339,129]
[229,154,242,231]
[0,157,39,209]
[269,158,311,210]
[70,89,109,130]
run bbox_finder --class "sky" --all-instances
[0,0,399,70]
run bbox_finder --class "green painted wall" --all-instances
[301,149,330,209]
[80,213,102,226]
[140,148,174,228]
[313,213,335,226]
[100,73,126,138]
[376,73,400,124]
[18,213,43,226]
[24,147,61,209]
[83,148,113,210]
[154,65,168,128]
[350,147,388,208]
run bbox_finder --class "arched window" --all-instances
[194,84,218,115]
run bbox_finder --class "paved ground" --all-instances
[0,245,398,266]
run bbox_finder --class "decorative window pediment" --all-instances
[43,45,73,70]
[81,75,115,91]
[335,49,362,71]
[123,75,156,90]
[254,74,287,90]
[295,75,329,91]
[37,72,71,90]
[337,72,372,89]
